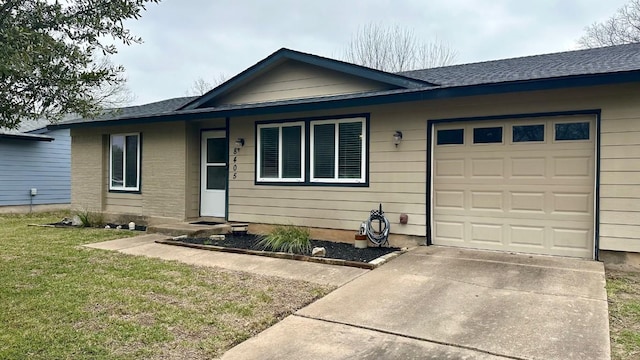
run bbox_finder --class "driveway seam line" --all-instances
[424,275,608,302]
[408,253,604,274]
[293,314,527,360]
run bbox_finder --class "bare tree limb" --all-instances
[578,0,640,48]
[185,74,228,96]
[342,23,458,72]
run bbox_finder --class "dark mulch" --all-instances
[47,222,147,231]
[177,233,399,263]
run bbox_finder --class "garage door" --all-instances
[431,115,595,258]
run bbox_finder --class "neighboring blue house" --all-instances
[0,118,70,212]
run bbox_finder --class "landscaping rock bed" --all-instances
[46,221,147,231]
[170,233,400,264]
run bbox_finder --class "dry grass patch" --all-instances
[0,212,332,359]
[607,269,640,360]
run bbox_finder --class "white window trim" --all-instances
[109,133,141,191]
[310,117,366,183]
[256,122,305,182]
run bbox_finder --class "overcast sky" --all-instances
[110,0,629,105]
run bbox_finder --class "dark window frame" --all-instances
[255,121,305,182]
[254,114,369,187]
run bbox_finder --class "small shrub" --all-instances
[75,209,105,228]
[258,225,312,254]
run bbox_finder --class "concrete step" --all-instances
[147,222,232,238]
[230,223,249,233]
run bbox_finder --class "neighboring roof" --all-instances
[0,132,54,141]
[102,96,198,119]
[179,48,435,110]
[50,43,640,129]
[0,117,56,141]
[400,42,640,86]
[56,96,197,127]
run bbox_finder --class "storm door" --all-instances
[200,131,227,217]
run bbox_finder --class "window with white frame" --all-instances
[110,133,140,191]
[256,122,304,182]
[311,118,365,183]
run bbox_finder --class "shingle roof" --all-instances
[0,131,54,141]
[50,43,640,129]
[64,96,197,124]
[0,116,57,140]
[400,42,640,86]
[179,48,433,110]
[103,96,198,119]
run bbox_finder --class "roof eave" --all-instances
[0,133,54,141]
[51,70,640,130]
[178,48,435,110]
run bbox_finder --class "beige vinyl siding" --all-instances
[227,108,427,236]
[226,83,640,251]
[600,111,640,252]
[216,61,393,105]
[70,82,640,253]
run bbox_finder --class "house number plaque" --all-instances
[232,149,238,180]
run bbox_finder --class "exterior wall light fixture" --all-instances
[393,131,403,147]
[234,138,245,151]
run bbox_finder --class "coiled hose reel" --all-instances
[364,204,390,247]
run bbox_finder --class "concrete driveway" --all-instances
[222,246,610,360]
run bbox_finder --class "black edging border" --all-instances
[156,239,405,270]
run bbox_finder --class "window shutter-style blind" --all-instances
[338,122,362,179]
[260,127,279,178]
[282,126,301,178]
[313,123,335,178]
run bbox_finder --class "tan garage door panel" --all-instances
[432,116,595,258]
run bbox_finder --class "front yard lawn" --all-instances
[608,268,640,360]
[0,212,332,359]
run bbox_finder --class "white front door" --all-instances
[200,131,227,217]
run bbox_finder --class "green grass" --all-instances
[258,225,312,254]
[0,212,332,359]
[607,269,640,360]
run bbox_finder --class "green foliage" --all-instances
[0,0,160,129]
[258,225,312,254]
[75,209,105,228]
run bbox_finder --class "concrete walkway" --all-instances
[222,246,610,360]
[84,234,368,287]
[86,235,610,359]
